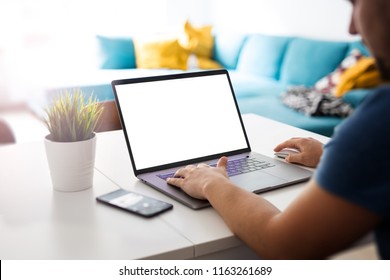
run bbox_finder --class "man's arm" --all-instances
[168,158,381,259]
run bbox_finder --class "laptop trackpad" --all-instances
[230,171,287,193]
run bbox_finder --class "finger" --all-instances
[274,140,295,151]
[273,139,301,152]
[174,168,187,178]
[166,177,183,187]
[285,153,303,164]
[197,163,209,168]
[184,165,196,169]
[217,156,228,169]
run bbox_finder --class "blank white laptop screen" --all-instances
[114,73,248,170]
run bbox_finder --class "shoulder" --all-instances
[321,86,390,165]
[358,85,390,115]
[315,85,390,215]
[334,85,390,141]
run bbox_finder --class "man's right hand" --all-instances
[274,137,324,168]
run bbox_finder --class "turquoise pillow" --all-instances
[280,38,348,86]
[213,33,247,69]
[96,35,136,69]
[236,34,291,79]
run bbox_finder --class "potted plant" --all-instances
[44,88,103,192]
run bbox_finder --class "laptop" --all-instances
[111,69,312,209]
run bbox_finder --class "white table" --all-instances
[1,114,342,259]
[0,142,192,259]
[93,114,330,259]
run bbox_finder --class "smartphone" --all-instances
[96,189,173,218]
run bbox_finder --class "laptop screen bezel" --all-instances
[111,69,252,176]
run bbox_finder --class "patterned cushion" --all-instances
[282,86,353,117]
[314,49,363,94]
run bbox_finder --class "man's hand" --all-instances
[274,137,323,168]
[167,156,230,200]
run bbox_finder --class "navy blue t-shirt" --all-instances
[316,86,390,259]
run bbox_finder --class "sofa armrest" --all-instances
[342,88,372,108]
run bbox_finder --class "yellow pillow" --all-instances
[196,56,222,69]
[135,39,189,70]
[180,20,222,69]
[335,57,382,97]
[181,20,214,58]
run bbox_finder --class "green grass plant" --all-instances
[44,89,103,142]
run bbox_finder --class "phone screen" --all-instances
[97,189,173,217]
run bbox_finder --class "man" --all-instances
[167,0,390,259]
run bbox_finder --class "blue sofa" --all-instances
[214,33,370,136]
[52,33,371,136]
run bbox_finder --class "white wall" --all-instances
[167,0,211,28]
[92,0,355,41]
[210,0,357,41]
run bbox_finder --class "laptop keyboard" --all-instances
[158,157,275,180]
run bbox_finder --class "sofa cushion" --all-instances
[314,49,363,95]
[192,56,222,69]
[228,71,286,99]
[180,21,222,69]
[237,96,342,136]
[180,20,214,58]
[335,56,381,97]
[96,35,136,69]
[342,88,372,108]
[280,38,348,86]
[236,34,291,79]
[134,39,189,70]
[213,33,247,69]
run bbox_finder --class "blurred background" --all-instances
[0,0,355,104]
[0,0,356,142]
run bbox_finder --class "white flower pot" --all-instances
[44,133,97,192]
